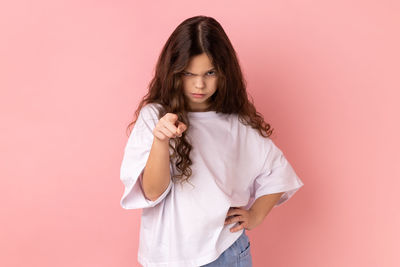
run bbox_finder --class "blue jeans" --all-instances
[200,230,252,267]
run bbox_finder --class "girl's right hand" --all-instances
[153,113,187,142]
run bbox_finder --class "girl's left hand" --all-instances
[224,207,260,232]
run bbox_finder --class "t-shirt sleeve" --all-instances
[119,104,174,209]
[251,138,304,207]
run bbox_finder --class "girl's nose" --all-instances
[194,77,206,88]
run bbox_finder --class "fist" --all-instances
[153,113,187,142]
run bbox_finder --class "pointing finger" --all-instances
[161,117,178,135]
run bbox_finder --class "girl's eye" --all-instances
[183,71,216,76]
[207,71,216,75]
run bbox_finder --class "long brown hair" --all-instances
[126,15,274,186]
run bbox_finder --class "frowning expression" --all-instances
[182,53,218,112]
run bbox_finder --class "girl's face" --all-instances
[182,53,218,112]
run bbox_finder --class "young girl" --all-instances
[119,15,304,267]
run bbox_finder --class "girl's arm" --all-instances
[141,137,171,201]
[225,192,285,232]
[249,192,285,225]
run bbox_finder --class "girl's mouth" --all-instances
[192,93,205,98]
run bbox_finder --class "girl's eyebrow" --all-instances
[184,68,216,75]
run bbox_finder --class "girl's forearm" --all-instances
[141,137,171,201]
[249,192,285,225]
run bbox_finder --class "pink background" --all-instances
[1,1,399,266]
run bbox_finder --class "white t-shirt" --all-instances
[119,103,304,267]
